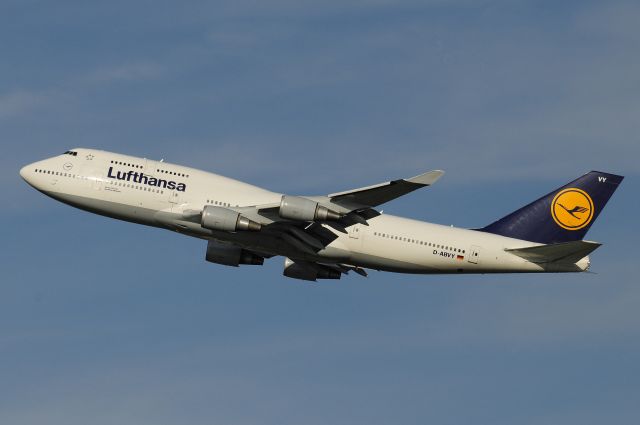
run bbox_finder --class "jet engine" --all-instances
[282,258,341,281]
[279,195,342,222]
[201,205,262,232]
[205,240,264,267]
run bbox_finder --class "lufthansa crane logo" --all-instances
[551,188,594,230]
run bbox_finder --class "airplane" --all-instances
[20,149,624,281]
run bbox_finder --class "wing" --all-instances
[327,170,444,210]
[173,170,444,262]
[260,221,341,254]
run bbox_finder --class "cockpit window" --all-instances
[63,151,78,156]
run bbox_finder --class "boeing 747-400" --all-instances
[20,149,623,281]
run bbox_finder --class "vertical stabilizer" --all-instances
[480,171,623,244]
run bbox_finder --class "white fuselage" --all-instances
[20,149,588,275]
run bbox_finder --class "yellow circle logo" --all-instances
[551,188,594,230]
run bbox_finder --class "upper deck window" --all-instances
[63,151,78,156]
[156,168,189,178]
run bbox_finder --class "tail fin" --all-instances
[480,171,624,244]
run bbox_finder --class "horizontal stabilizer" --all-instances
[505,240,601,264]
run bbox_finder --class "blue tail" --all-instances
[480,171,624,244]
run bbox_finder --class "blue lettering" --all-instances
[106,166,187,191]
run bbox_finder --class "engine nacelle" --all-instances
[279,195,341,222]
[201,205,262,232]
[282,258,341,281]
[205,240,264,267]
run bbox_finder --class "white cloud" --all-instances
[0,91,49,119]
[84,62,165,84]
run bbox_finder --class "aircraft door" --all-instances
[347,224,364,252]
[348,224,361,239]
[168,189,183,206]
[91,178,103,191]
[468,245,481,264]
[82,163,102,192]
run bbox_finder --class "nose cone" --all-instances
[20,163,36,187]
[20,164,29,181]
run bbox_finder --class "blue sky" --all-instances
[2,1,639,424]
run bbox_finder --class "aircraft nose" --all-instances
[20,163,35,185]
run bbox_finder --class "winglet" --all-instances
[407,170,445,186]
